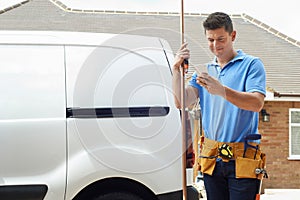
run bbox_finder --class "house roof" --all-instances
[1,0,300,100]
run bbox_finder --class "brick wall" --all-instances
[259,101,300,189]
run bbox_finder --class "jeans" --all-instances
[204,160,260,200]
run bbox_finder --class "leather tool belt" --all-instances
[198,136,266,179]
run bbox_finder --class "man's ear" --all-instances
[231,30,236,41]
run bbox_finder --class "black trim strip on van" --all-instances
[66,106,170,118]
[0,185,48,200]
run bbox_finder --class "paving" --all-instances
[260,189,300,200]
[197,187,300,200]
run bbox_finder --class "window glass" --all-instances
[291,110,300,123]
[290,109,300,158]
[291,126,300,155]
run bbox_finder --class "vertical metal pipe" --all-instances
[180,0,187,199]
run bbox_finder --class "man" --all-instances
[172,12,266,200]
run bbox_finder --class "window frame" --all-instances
[289,108,300,160]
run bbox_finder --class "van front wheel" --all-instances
[94,192,144,200]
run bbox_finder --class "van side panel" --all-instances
[0,45,66,200]
[0,32,198,200]
[65,36,183,198]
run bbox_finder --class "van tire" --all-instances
[94,191,144,200]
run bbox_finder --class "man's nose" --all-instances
[213,40,220,47]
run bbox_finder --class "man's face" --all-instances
[205,27,236,58]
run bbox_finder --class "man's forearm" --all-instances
[172,67,199,109]
[223,86,264,112]
[172,67,182,109]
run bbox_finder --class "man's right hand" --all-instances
[173,42,190,71]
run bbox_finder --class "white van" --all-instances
[0,31,198,200]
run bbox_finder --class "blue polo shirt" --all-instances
[189,50,266,142]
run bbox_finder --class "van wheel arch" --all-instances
[94,191,143,200]
[72,177,158,200]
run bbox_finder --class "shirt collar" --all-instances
[211,49,245,66]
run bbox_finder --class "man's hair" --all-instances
[203,12,233,34]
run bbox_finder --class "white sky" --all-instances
[1,0,299,41]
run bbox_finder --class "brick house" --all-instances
[1,0,300,189]
[260,100,300,189]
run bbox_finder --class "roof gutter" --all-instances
[274,92,300,98]
[265,91,300,101]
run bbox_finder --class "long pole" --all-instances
[180,0,188,199]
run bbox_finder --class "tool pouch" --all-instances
[198,137,218,175]
[198,137,267,179]
[236,157,261,179]
[236,151,266,179]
